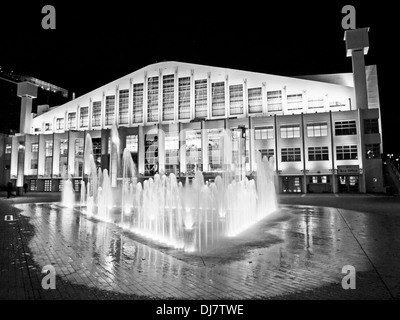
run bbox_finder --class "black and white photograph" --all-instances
[0,0,399,314]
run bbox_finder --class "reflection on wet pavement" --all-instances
[14,202,395,299]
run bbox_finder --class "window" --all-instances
[118,89,129,125]
[287,94,303,111]
[307,123,328,137]
[74,180,81,192]
[126,135,138,153]
[212,82,225,117]
[186,130,202,174]
[147,76,159,122]
[45,123,52,131]
[309,176,329,184]
[163,75,175,121]
[308,147,329,161]
[58,180,64,192]
[59,139,68,176]
[231,129,249,168]
[56,118,64,130]
[45,140,53,157]
[254,127,274,140]
[132,83,144,123]
[79,107,89,128]
[259,149,274,160]
[208,129,223,171]
[280,125,300,139]
[364,119,379,134]
[44,180,52,192]
[145,133,158,176]
[195,79,207,118]
[267,90,282,112]
[165,132,179,175]
[68,112,76,129]
[30,180,37,191]
[75,138,84,177]
[5,143,11,154]
[92,138,102,169]
[92,101,101,127]
[31,159,38,170]
[105,96,115,126]
[336,145,358,160]
[282,177,301,193]
[308,97,324,109]
[60,140,68,156]
[31,143,38,153]
[75,139,84,156]
[366,144,381,159]
[45,140,53,177]
[335,120,357,135]
[178,77,190,120]
[281,148,301,162]
[229,84,243,115]
[330,101,346,108]
[248,87,262,114]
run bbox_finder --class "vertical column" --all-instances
[174,67,179,122]
[88,98,93,131]
[158,69,163,123]
[248,116,253,173]
[262,82,267,114]
[207,72,211,119]
[302,90,307,112]
[129,78,133,126]
[138,126,145,176]
[225,75,229,117]
[243,78,248,117]
[179,123,186,176]
[158,124,165,174]
[201,120,208,173]
[143,71,148,125]
[301,113,307,194]
[101,91,105,129]
[190,69,195,120]
[357,109,366,192]
[274,114,280,190]
[16,137,26,190]
[329,111,337,193]
[282,85,288,115]
[115,85,119,126]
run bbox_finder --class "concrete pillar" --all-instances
[344,28,370,110]
[158,124,165,173]
[17,82,37,134]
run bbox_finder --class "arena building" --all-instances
[0,28,384,193]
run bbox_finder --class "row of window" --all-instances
[253,119,379,140]
[29,179,82,192]
[39,76,354,132]
[260,144,380,162]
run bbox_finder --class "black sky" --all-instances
[0,1,399,155]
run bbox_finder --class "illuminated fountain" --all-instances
[61,178,75,208]
[71,125,277,252]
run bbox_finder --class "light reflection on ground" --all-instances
[14,202,378,299]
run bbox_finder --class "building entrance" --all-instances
[338,175,359,193]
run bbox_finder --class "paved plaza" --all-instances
[1,192,400,300]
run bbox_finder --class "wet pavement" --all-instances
[1,193,400,299]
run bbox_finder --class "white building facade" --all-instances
[2,60,383,194]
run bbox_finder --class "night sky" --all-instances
[1,2,398,156]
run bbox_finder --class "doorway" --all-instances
[338,175,359,193]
